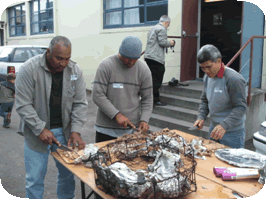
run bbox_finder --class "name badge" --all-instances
[214,87,222,93]
[71,75,78,81]
[113,83,124,89]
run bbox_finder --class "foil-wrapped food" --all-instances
[215,148,266,169]
[92,130,196,198]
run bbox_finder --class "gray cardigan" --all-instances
[144,23,172,64]
[15,52,88,153]
[197,67,247,131]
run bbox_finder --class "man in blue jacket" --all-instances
[193,44,247,148]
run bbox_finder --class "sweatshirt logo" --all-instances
[214,87,222,93]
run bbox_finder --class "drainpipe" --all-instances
[4,22,8,45]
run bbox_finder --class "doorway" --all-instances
[199,0,243,78]
[0,29,3,46]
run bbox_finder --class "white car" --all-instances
[0,45,47,81]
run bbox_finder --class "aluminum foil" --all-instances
[93,134,195,198]
[215,148,266,169]
[147,149,182,181]
[157,176,189,198]
[154,135,187,151]
[186,139,207,160]
[98,162,152,198]
[82,144,98,160]
[258,165,266,184]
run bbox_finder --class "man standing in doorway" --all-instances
[193,44,247,148]
[144,15,175,106]
[15,36,88,199]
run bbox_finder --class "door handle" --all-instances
[182,31,199,38]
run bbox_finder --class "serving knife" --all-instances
[188,125,200,131]
[53,141,73,151]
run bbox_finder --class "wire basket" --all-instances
[90,130,197,199]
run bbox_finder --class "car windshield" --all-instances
[0,47,14,62]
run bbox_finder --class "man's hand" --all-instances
[194,119,205,130]
[68,132,86,150]
[210,125,226,140]
[170,40,175,47]
[139,121,149,133]
[39,128,61,146]
[115,113,136,129]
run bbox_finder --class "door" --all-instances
[0,29,3,46]
[240,2,265,88]
[200,0,242,78]
[180,0,199,82]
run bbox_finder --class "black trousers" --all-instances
[95,131,116,143]
[145,58,165,102]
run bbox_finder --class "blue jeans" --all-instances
[209,123,245,148]
[0,102,13,126]
[24,128,75,199]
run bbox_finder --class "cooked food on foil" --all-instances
[88,128,197,198]
[215,148,266,169]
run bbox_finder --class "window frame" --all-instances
[30,0,54,35]
[8,4,26,37]
[103,0,168,29]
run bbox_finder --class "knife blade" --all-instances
[128,124,141,132]
[59,144,73,152]
[53,141,73,151]
[188,125,199,131]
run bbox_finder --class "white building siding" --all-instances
[1,0,265,90]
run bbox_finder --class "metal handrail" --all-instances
[141,35,266,106]
[226,35,266,106]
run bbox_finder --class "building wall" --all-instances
[1,0,265,90]
[1,1,55,46]
[1,0,182,89]
[0,4,7,45]
[57,0,182,89]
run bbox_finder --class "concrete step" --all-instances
[153,104,211,126]
[160,93,201,111]
[159,84,203,99]
[149,113,209,139]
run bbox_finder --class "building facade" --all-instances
[0,0,266,90]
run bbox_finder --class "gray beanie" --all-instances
[119,36,142,59]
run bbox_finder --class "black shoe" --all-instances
[154,101,167,106]
[3,124,10,128]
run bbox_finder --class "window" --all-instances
[12,48,47,62]
[8,4,26,37]
[30,0,54,35]
[103,0,168,29]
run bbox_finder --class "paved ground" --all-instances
[0,92,257,199]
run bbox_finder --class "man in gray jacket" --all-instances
[15,36,88,199]
[0,73,16,128]
[193,45,247,148]
[144,15,175,106]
